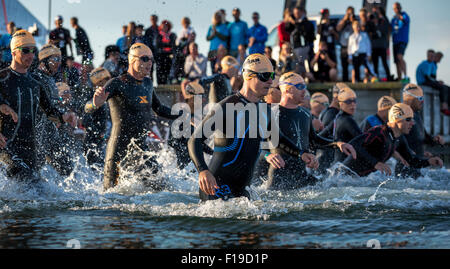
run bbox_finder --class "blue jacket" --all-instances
[391,12,410,44]
[0,33,12,62]
[207,24,229,51]
[228,20,249,51]
[416,60,434,85]
[248,23,268,55]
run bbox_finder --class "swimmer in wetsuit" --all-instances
[310,92,329,132]
[360,96,397,132]
[320,87,362,163]
[343,103,443,177]
[0,30,77,182]
[266,72,356,190]
[395,84,445,177]
[31,44,74,176]
[316,83,345,173]
[82,67,111,166]
[188,54,306,201]
[85,43,180,190]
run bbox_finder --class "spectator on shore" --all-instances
[248,12,268,55]
[102,45,121,78]
[348,21,375,83]
[310,41,338,82]
[391,2,410,82]
[135,24,148,45]
[49,15,73,69]
[144,15,159,78]
[124,22,137,55]
[172,17,196,83]
[417,50,450,115]
[236,44,247,71]
[285,6,315,77]
[370,11,392,80]
[278,9,294,49]
[0,21,15,68]
[317,8,338,62]
[228,8,248,58]
[276,42,297,76]
[336,6,356,82]
[70,17,93,66]
[156,20,176,85]
[184,42,207,80]
[265,46,277,70]
[116,25,128,54]
[206,11,229,73]
[213,44,228,74]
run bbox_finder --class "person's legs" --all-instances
[352,55,362,83]
[372,48,381,77]
[340,47,349,82]
[380,48,391,79]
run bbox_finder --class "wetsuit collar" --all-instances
[236,92,252,104]
[125,72,143,84]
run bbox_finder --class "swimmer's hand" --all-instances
[0,133,7,148]
[266,153,286,169]
[199,170,219,196]
[393,151,409,167]
[93,86,110,108]
[0,104,18,123]
[62,112,78,128]
[433,135,445,145]
[375,162,391,176]
[301,153,319,169]
[428,157,443,168]
[337,142,357,159]
[312,118,324,131]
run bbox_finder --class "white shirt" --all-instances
[176,26,195,46]
[184,53,207,79]
[347,32,372,59]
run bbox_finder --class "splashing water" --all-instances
[0,146,449,249]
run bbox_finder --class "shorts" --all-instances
[393,42,408,63]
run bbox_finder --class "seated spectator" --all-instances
[310,41,338,82]
[172,17,196,83]
[348,21,375,83]
[264,46,277,70]
[206,11,229,73]
[416,50,450,115]
[276,42,297,76]
[184,42,207,80]
[228,8,249,58]
[248,12,268,55]
[116,25,128,54]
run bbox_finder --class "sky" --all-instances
[13,0,450,83]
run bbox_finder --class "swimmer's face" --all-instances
[13,46,36,69]
[378,108,390,122]
[47,55,61,75]
[248,74,273,97]
[398,117,415,134]
[132,54,153,76]
[340,98,357,115]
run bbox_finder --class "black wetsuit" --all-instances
[343,125,430,177]
[198,73,232,104]
[316,106,340,173]
[359,113,385,133]
[395,110,437,177]
[31,69,73,176]
[188,93,302,201]
[320,110,362,163]
[0,67,64,181]
[267,106,335,190]
[80,85,108,166]
[85,73,179,189]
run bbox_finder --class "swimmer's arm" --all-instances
[348,134,379,168]
[188,110,217,173]
[151,91,181,120]
[318,120,334,139]
[309,120,334,149]
[397,136,430,168]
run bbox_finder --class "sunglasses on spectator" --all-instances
[340,98,357,105]
[403,89,424,102]
[244,69,275,82]
[279,81,307,91]
[17,47,37,54]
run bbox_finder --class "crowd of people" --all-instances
[0,3,447,202]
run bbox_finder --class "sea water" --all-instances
[0,146,449,249]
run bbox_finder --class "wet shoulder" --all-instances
[0,67,11,82]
